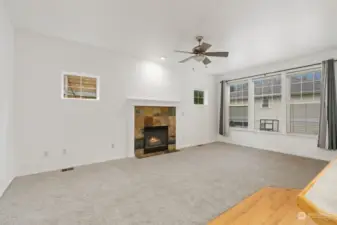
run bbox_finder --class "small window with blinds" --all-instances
[287,70,321,135]
[62,73,99,100]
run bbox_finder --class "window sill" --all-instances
[229,127,250,132]
[286,132,318,139]
[229,128,318,139]
[62,97,99,101]
[230,128,280,134]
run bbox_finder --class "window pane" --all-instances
[303,85,314,99]
[199,91,204,98]
[302,73,313,82]
[288,103,320,135]
[254,80,262,87]
[229,106,248,128]
[262,79,271,87]
[66,89,81,98]
[230,82,248,106]
[262,79,272,86]
[291,83,301,97]
[236,96,243,105]
[291,75,301,84]
[273,77,281,85]
[302,82,313,93]
[273,85,281,94]
[231,92,238,98]
[237,84,243,91]
[273,95,281,102]
[82,88,97,99]
[255,87,262,95]
[67,86,81,97]
[315,72,321,81]
[194,90,198,98]
[243,90,249,98]
[66,75,81,87]
[262,86,272,95]
[262,97,269,108]
[82,77,96,89]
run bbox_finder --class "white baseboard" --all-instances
[219,140,333,161]
[17,155,127,177]
[178,141,216,150]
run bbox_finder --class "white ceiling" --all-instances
[6,0,337,75]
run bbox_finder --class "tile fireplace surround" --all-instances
[134,106,177,158]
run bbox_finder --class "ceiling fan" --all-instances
[175,36,229,66]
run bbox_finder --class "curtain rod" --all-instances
[224,59,337,83]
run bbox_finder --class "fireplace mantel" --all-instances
[127,97,180,106]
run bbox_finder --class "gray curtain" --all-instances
[219,81,225,135]
[317,59,337,150]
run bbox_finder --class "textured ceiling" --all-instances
[6,0,337,75]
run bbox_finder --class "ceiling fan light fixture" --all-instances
[194,55,205,62]
[175,36,229,65]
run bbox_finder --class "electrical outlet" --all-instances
[63,149,67,155]
[44,151,49,157]
[111,144,115,148]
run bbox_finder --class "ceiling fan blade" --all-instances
[203,57,212,65]
[174,50,194,54]
[204,52,229,57]
[200,42,212,52]
[179,56,195,63]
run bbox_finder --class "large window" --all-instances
[227,67,322,136]
[63,73,99,100]
[253,76,282,132]
[287,70,321,135]
[229,82,248,128]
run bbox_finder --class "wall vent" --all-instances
[61,167,74,172]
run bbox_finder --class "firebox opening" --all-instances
[143,126,168,154]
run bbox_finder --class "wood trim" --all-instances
[208,187,316,225]
[297,159,337,225]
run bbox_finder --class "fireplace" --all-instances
[143,126,168,154]
[134,106,176,158]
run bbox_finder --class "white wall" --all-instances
[0,0,14,196]
[217,49,337,161]
[13,29,217,176]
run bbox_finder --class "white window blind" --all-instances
[287,70,321,135]
[229,82,248,128]
[288,103,320,134]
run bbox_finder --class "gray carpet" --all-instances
[0,143,328,225]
